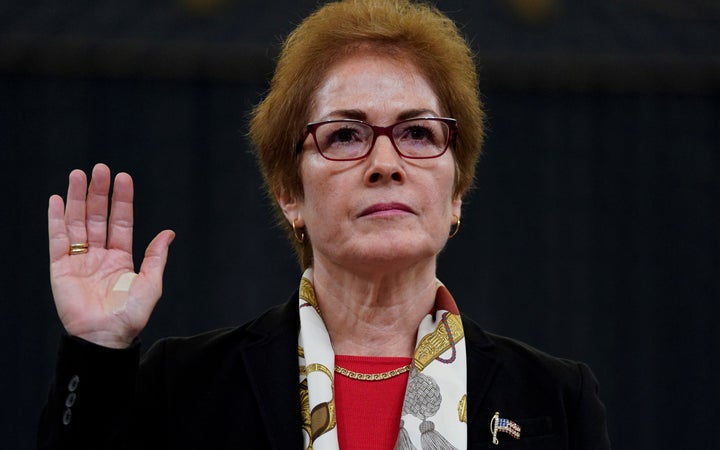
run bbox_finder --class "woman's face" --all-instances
[278,53,461,274]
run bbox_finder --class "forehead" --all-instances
[310,53,441,122]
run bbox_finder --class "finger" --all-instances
[48,195,70,263]
[64,169,88,245]
[86,163,112,248]
[106,172,134,252]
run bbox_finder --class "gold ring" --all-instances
[69,243,89,255]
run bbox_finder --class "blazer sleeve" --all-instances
[568,362,611,450]
[37,335,144,450]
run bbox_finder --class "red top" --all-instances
[334,355,412,450]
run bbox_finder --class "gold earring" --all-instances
[292,219,305,243]
[449,215,461,238]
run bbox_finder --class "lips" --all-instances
[359,202,414,217]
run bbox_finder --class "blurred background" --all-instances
[1,0,718,448]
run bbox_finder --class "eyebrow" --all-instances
[397,109,439,121]
[320,108,440,122]
[325,109,366,121]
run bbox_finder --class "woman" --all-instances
[39,1,610,449]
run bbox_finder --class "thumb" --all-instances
[138,229,176,292]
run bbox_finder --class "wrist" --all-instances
[72,330,136,349]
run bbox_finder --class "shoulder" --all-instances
[462,314,589,387]
[141,297,298,371]
[461,315,610,449]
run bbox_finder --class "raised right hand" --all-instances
[48,163,175,349]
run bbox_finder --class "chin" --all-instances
[345,238,441,268]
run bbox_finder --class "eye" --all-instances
[397,123,439,146]
[329,127,361,144]
[406,125,434,142]
[315,121,371,158]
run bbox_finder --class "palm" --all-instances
[48,164,174,348]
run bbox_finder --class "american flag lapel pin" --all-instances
[490,411,521,445]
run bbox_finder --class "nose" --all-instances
[364,134,406,185]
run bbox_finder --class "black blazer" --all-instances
[38,296,610,449]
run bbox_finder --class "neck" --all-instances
[310,256,438,357]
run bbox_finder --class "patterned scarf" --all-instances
[298,268,467,450]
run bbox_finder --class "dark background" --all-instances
[2,0,718,449]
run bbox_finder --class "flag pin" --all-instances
[490,411,521,445]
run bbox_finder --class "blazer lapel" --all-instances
[462,316,501,444]
[240,299,303,449]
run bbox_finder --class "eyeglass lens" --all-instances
[313,119,451,160]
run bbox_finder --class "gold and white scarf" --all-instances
[298,268,467,450]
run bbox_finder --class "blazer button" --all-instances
[62,408,72,425]
[65,392,77,408]
[68,375,80,392]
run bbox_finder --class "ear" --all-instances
[451,194,462,219]
[274,187,304,227]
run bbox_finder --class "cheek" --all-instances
[433,163,458,202]
[429,168,460,222]
[299,158,327,215]
[300,157,357,222]
[301,177,343,226]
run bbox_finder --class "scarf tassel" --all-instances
[394,420,418,450]
[420,420,458,450]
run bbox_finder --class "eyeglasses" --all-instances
[302,117,457,161]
